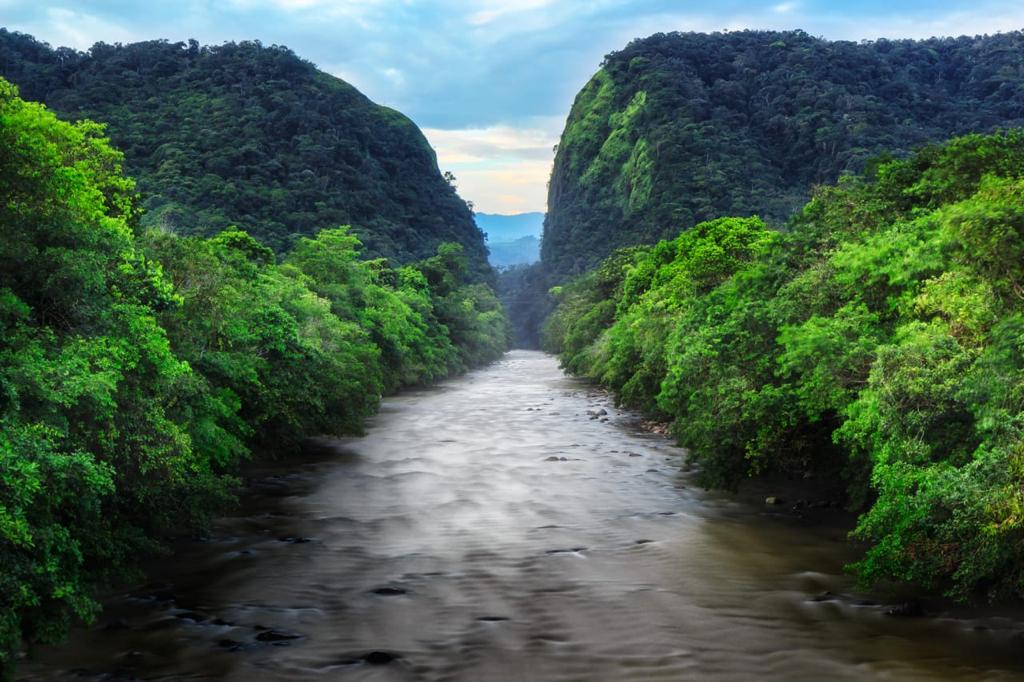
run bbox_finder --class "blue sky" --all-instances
[4,1,1023,213]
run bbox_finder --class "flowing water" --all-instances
[19,351,1024,681]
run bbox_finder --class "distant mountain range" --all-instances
[475,212,543,267]
[475,212,544,242]
[487,235,540,268]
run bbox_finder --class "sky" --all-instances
[4,1,1024,214]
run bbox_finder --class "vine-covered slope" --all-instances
[543,29,1024,277]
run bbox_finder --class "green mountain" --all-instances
[0,30,490,274]
[542,29,1024,278]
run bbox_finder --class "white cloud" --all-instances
[423,121,559,163]
[423,120,561,212]
[773,2,798,14]
[458,160,554,212]
[466,0,558,26]
[38,8,137,49]
[382,66,405,87]
[227,0,382,11]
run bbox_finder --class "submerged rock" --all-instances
[217,638,244,651]
[371,586,407,596]
[364,651,400,665]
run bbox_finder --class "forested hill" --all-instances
[0,30,489,274]
[543,130,1024,602]
[543,29,1024,277]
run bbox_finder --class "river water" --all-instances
[19,350,1024,681]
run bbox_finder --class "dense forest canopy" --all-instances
[542,29,1024,279]
[0,30,491,276]
[544,131,1024,601]
[0,78,507,672]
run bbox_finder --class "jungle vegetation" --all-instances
[8,21,1024,675]
[0,79,508,671]
[543,131,1024,602]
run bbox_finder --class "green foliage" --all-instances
[142,227,383,450]
[0,77,229,668]
[0,30,490,277]
[415,243,510,371]
[285,228,508,389]
[0,79,508,675]
[545,217,776,414]
[543,30,1024,280]
[544,130,1024,601]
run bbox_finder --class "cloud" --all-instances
[226,0,382,12]
[423,121,561,212]
[459,161,554,212]
[818,8,1024,40]
[466,0,558,26]
[37,7,137,49]
[382,67,405,87]
[423,122,559,163]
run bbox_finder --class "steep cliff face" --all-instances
[0,30,490,274]
[543,29,1024,278]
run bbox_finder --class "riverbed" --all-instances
[19,351,1024,680]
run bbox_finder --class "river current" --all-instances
[19,351,1024,681]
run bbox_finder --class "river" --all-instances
[19,350,1024,681]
